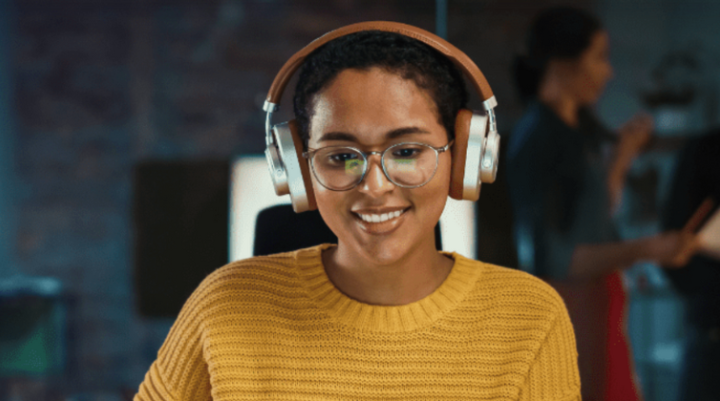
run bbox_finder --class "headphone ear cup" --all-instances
[287,120,317,212]
[480,130,500,184]
[449,108,489,201]
[273,120,317,212]
[449,109,473,200]
[288,120,317,211]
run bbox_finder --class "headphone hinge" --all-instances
[482,97,498,133]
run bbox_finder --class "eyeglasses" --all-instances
[302,141,453,191]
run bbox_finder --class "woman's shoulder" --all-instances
[507,101,568,170]
[511,101,559,136]
[457,255,568,317]
[206,250,299,281]
[188,245,325,306]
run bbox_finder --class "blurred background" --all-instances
[0,0,718,400]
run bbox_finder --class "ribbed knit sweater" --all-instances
[135,244,581,401]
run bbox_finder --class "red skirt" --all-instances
[549,271,642,401]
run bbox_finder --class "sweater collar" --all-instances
[294,244,482,333]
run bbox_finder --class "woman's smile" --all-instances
[351,206,411,235]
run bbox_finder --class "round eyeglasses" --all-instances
[302,141,453,191]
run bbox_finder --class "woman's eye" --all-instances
[329,152,359,162]
[392,147,421,158]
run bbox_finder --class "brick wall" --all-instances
[1,0,18,278]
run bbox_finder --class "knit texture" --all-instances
[135,244,580,401]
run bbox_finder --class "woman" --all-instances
[507,7,698,401]
[135,24,581,400]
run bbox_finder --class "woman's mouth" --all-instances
[356,209,405,223]
[351,208,410,234]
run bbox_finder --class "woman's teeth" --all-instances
[357,209,405,223]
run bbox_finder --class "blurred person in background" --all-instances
[662,130,720,401]
[506,6,699,401]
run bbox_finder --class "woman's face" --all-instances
[307,67,451,265]
[569,30,614,105]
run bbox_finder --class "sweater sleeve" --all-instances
[134,279,213,401]
[518,302,581,401]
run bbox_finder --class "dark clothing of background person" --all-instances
[662,129,720,401]
[506,101,640,401]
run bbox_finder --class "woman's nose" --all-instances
[357,155,395,197]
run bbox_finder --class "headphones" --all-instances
[263,21,500,213]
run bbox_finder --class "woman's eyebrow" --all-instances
[386,126,430,139]
[317,132,357,142]
[317,126,429,143]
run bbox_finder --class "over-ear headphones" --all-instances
[263,21,500,213]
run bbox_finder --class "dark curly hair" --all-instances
[513,7,602,103]
[293,30,469,149]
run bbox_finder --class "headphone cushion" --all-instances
[288,120,318,211]
[449,109,473,200]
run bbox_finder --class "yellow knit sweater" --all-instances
[135,244,580,401]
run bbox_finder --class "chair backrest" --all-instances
[229,156,477,261]
[253,205,337,256]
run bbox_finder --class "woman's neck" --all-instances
[538,74,581,128]
[322,237,454,306]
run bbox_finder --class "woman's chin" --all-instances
[341,231,424,267]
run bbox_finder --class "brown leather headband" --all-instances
[265,21,494,106]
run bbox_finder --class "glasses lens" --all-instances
[311,147,365,190]
[384,143,438,187]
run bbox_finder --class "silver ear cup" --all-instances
[480,130,500,183]
[264,102,289,196]
[265,136,289,196]
[461,113,489,201]
[273,122,311,213]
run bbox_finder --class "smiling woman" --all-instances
[134,22,581,401]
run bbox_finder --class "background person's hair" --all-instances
[513,7,602,103]
[293,30,469,149]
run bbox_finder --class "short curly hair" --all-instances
[292,30,469,149]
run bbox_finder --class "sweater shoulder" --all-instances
[459,256,568,319]
[206,250,298,283]
[186,248,313,312]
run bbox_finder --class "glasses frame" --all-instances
[302,140,454,191]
